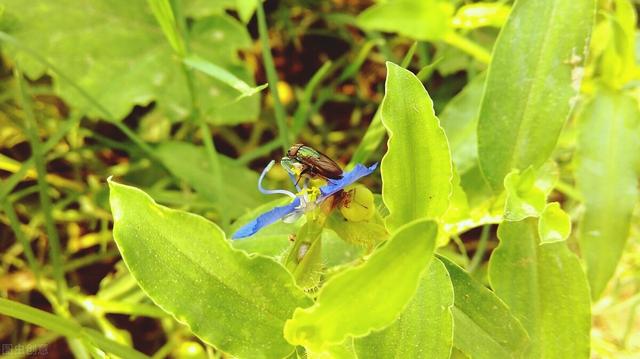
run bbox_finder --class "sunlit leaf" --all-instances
[1,0,259,124]
[575,89,640,298]
[538,202,571,244]
[381,62,452,232]
[284,219,438,352]
[109,180,311,358]
[451,3,511,29]
[356,0,452,41]
[354,258,454,359]
[477,0,595,191]
[438,257,529,359]
[503,163,558,221]
[490,218,591,358]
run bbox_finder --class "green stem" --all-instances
[400,41,418,68]
[15,68,67,305]
[443,31,491,64]
[0,298,148,359]
[256,0,289,151]
[554,180,584,201]
[468,224,491,272]
[1,199,41,282]
[170,0,227,228]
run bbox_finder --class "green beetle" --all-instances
[281,144,343,184]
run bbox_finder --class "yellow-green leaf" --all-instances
[490,218,591,358]
[354,258,454,359]
[575,89,640,298]
[108,180,311,359]
[283,219,438,352]
[477,0,596,191]
[538,202,571,244]
[441,257,529,359]
[381,62,452,232]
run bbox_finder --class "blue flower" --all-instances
[231,162,377,239]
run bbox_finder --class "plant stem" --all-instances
[468,224,491,272]
[555,180,584,201]
[257,0,290,152]
[169,0,228,228]
[400,41,418,68]
[15,68,67,305]
[443,31,491,64]
[1,199,41,282]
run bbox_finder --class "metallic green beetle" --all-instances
[281,144,343,184]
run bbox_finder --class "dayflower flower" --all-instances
[232,161,378,239]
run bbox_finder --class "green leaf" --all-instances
[356,0,452,41]
[108,180,311,359]
[490,219,591,358]
[477,0,596,191]
[381,62,452,231]
[2,0,259,124]
[283,219,438,352]
[440,257,529,359]
[538,202,571,244]
[452,3,510,29]
[575,89,640,298]
[0,298,148,359]
[147,0,186,56]
[155,141,266,219]
[235,0,257,23]
[184,55,267,98]
[354,258,454,359]
[503,163,558,221]
[183,0,235,18]
[439,72,486,175]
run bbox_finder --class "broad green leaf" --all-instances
[155,141,266,219]
[356,0,453,41]
[108,180,311,359]
[503,163,558,221]
[381,62,452,231]
[1,0,259,124]
[439,73,486,175]
[477,0,595,191]
[284,219,438,352]
[575,90,640,298]
[538,202,571,244]
[355,258,454,359]
[440,257,529,359]
[489,219,591,358]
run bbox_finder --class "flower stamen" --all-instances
[257,160,297,199]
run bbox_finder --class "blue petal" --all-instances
[320,163,378,198]
[232,197,302,239]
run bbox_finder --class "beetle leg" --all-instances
[295,166,310,187]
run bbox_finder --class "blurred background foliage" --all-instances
[0,0,638,358]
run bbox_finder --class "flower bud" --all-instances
[339,184,375,222]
